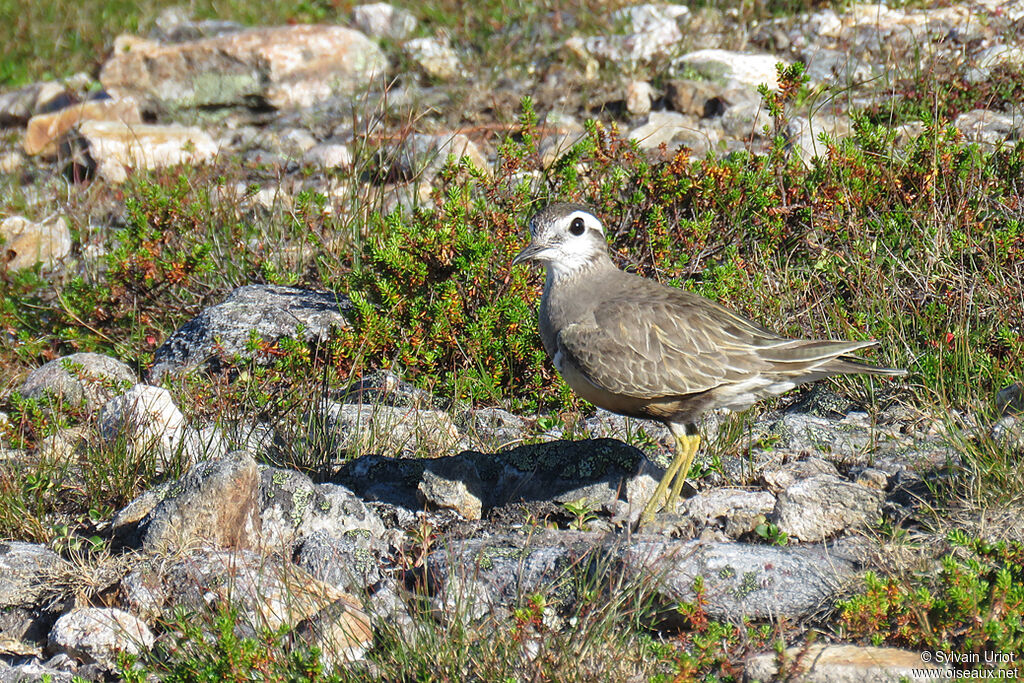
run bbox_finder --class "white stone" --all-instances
[0,215,72,271]
[303,143,354,169]
[100,384,187,464]
[404,37,461,80]
[626,80,655,116]
[49,608,154,669]
[675,49,786,90]
[76,121,219,182]
[352,3,417,40]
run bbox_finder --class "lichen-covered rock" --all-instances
[295,529,385,595]
[48,608,154,670]
[0,542,68,608]
[19,352,136,413]
[616,538,856,622]
[137,451,261,552]
[772,474,884,542]
[122,549,371,659]
[259,467,384,550]
[148,285,351,381]
[100,25,386,109]
[337,439,660,524]
[684,488,776,538]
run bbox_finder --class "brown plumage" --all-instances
[512,202,906,521]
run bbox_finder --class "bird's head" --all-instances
[511,203,610,278]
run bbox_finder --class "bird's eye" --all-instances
[569,217,585,235]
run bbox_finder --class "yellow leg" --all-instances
[641,434,688,523]
[665,434,701,512]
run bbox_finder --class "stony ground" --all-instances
[1,0,1023,680]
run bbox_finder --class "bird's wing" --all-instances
[556,288,781,399]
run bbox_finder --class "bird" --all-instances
[511,202,906,523]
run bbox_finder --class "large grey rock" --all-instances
[122,549,371,659]
[295,529,385,594]
[148,285,351,381]
[100,25,386,109]
[673,50,784,90]
[0,215,72,272]
[745,644,949,682]
[685,488,776,538]
[424,532,856,625]
[337,439,660,524]
[628,111,714,156]
[24,97,142,157]
[0,542,68,608]
[259,467,385,550]
[48,608,154,670]
[616,538,857,622]
[772,474,884,542]
[18,353,135,413]
[316,401,464,458]
[137,451,261,552]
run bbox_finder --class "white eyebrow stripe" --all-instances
[566,210,604,234]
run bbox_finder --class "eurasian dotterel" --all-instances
[512,202,906,522]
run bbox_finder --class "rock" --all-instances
[100,25,386,110]
[302,142,353,169]
[48,608,153,670]
[293,595,375,667]
[772,474,884,542]
[685,488,776,538]
[352,3,417,41]
[151,6,243,42]
[997,383,1024,415]
[0,659,74,682]
[295,529,385,594]
[24,98,141,157]
[616,538,856,622]
[0,81,71,126]
[674,50,785,91]
[424,533,595,623]
[338,439,661,525]
[404,37,461,80]
[967,44,1024,83]
[953,109,1020,146]
[99,384,187,467]
[991,416,1024,452]
[0,542,68,608]
[124,549,371,656]
[625,81,655,116]
[760,457,839,492]
[720,98,772,139]
[538,113,586,169]
[461,407,528,450]
[425,533,855,625]
[259,467,385,550]
[342,369,438,408]
[802,49,876,85]
[148,285,351,382]
[568,4,688,65]
[0,150,22,174]
[18,352,136,413]
[318,402,463,458]
[0,215,72,272]
[745,644,948,682]
[787,114,853,163]
[666,79,729,118]
[65,120,219,183]
[387,132,489,181]
[630,111,715,157]
[418,456,485,519]
[137,451,261,552]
